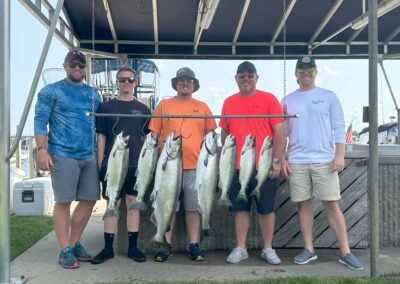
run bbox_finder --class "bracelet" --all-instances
[37,146,47,151]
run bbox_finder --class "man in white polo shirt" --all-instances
[281,56,363,270]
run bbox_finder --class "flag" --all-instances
[345,122,353,144]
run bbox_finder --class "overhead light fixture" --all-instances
[351,0,400,30]
[200,0,220,30]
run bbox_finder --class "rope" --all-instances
[91,0,97,156]
[282,0,288,115]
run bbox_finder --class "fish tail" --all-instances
[218,195,232,207]
[128,200,147,211]
[235,190,248,202]
[102,208,120,220]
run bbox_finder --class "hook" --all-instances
[179,116,192,140]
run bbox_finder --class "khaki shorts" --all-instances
[288,163,341,202]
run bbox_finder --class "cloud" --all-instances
[322,65,339,76]
[208,86,225,105]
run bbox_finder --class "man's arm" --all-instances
[35,135,53,171]
[97,133,106,170]
[270,121,285,178]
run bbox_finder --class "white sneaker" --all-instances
[261,248,281,265]
[226,247,249,264]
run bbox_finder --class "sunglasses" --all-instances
[117,77,135,83]
[68,62,86,69]
[237,73,256,79]
[296,67,316,73]
[176,78,195,84]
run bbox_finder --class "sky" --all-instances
[10,1,400,136]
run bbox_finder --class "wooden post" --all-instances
[28,137,36,178]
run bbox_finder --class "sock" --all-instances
[104,232,115,252]
[128,231,139,251]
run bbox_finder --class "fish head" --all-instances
[165,132,182,159]
[245,134,255,147]
[224,134,236,149]
[263,136,273,148]
[204,132,218,155]
[115,132,130,150]
[145,132,158,148]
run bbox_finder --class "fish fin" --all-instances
[203,155,208,167]
[128,201,147,211]
[104,172,109,181]
[162,158,168,171]
[150,212,157,226]
[141,148,146,158]
[254,188,261,202]
[150,189,157,202]
[135,168,139,177]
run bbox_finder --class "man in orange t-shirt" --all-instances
[149,67,216,262]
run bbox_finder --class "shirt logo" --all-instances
[131,110,142,115]
[193,109,199,113]
[312,100,324,104]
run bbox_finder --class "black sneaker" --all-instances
[128,247,147,263]
[154,244,172,262]
[189,243,205,262]
[73,242,92,262]
[91,248,114,265]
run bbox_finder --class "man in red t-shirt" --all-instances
[219,61,285,265]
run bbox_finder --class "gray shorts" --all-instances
[50,155,100,203]
[179,170,199,212]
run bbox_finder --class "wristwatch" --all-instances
[273,158,281,164]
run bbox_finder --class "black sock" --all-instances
[128,231,139,251]
[104,232,115,252]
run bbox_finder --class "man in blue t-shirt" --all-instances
[34,50,101,269]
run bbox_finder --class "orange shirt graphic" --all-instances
[149,97,217,169]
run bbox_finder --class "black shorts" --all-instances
[99,166,138,200]
[228,170,277,215]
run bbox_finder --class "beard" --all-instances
[67,72,85,83]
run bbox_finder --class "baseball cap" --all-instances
[236,61,257,74]
[171,67,200,92]
[64,50,86,64]
[296,56,317,69]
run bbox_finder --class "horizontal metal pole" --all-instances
[87,112,299,119]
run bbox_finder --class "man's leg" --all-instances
[235,211,250,249]
[322,200,350,255]
[186,211,200,244]
[258,212,275,249]
[69,200,96,244]
[126,195,146,262]
[298,199,314,252]
[53,202,72,249]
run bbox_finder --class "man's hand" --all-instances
[330,156,344,172]
[37,149,53,171]
[268,161,281,179]
[281,158,291,179]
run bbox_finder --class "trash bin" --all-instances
[13,177,53,216]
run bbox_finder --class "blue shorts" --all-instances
[228,170,277,215]
[99,166,138,200]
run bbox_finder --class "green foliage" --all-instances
[10,216,53,260]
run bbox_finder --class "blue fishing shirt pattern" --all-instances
[34,79,101,159]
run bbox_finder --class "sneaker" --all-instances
[73,242,92,262]
[261,248,281,265]
[58,246,80,269]
[154,244,172,262]
[294,249,318,265]
[189,243,205,262]
[339,252,364,270]
[91,248,114,265]
[128,247,147,263]
[226,247,249,264]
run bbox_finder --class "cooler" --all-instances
[13,177,54,216]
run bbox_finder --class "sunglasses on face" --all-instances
[176,78,195,84]
[237,73,256,79]
[296,67,316,73]
[68,62,86,69]
[117,77,135,83]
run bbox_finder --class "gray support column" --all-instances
[6,0,65,161]
[368,0,379,278]
[0,1,11,283]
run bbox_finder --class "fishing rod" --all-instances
[86,113,300,119]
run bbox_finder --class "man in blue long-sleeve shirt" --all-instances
[281,56,363,270]
[34,50,101,269]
